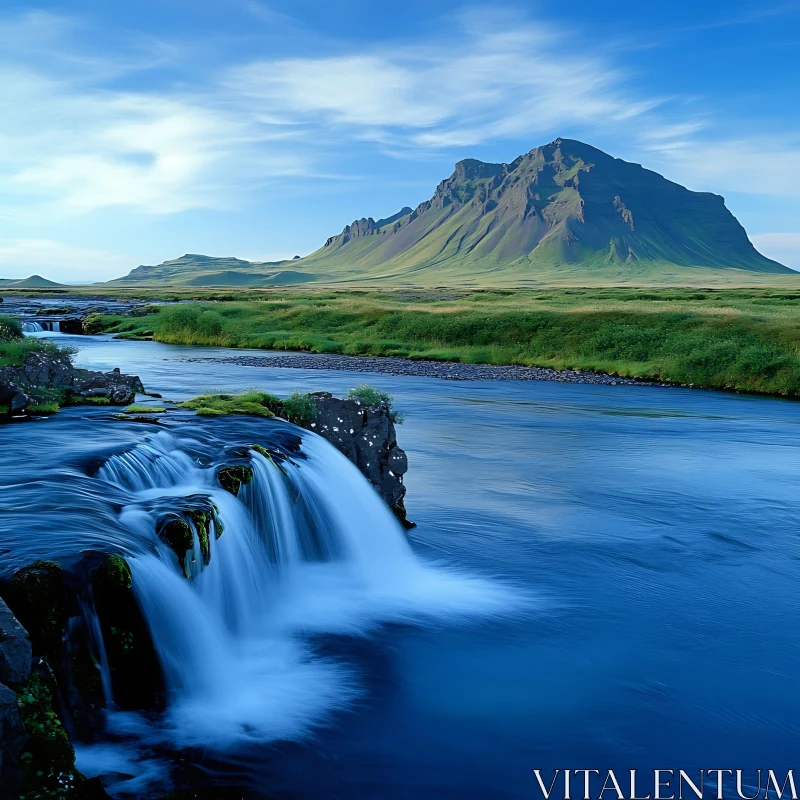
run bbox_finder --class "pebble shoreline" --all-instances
[184,353,666,386]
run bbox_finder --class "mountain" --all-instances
[112,254,322,286]
[110,139,791,287]
[296,138,789,282]
[1,275,66,288]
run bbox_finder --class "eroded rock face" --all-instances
[0,353,145,413]
[308,393,412,527]
[0,598,32,795]
[0,682,27,794]
[0,598,32,687]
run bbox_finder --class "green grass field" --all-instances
[81,286,800,397]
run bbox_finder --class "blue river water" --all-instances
[5,333,800,798]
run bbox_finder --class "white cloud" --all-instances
[642,137,800,197]
[0,239,131,282]
[231,13,659,150]
[750,233,800,270]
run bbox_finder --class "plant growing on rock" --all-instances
[281,391,318,427]
[348,384,405,423]
[16,669,85,799]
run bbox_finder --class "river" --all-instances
[4,331,800,798]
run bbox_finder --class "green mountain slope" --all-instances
[298,138,789,282]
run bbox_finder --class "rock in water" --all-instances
[309,393,412,527]
[0,353,146,414]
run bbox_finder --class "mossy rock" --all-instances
[251,444,272,461]
[187,510,212,563]
[3,560,72,667]
[17,667,85,798]
[158,517,193,566]
[217,464,253,496]
[84,553,164,713]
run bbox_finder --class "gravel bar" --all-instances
[183,353,665,386]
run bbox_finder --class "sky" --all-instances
[1,0,799,282]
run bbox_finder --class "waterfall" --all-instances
[22,320,44,333]
[89,426,514,752]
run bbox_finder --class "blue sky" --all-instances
[1,0,799,281]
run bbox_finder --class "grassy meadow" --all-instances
[76,286,800,397]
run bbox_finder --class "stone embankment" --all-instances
[0,353,146,415]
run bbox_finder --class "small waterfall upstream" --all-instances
[22,319,61,333]
[78,427,512,763]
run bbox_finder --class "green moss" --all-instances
[122,404,167,414]
[181,391,278,418]
[70,396,111,406]
[188,510,212,564]
[27,401,60,414]
[251,444,272,461]
[99,554,133,591]
[17,670,85,799]
[159,518,193,566]
[217,464,254,495]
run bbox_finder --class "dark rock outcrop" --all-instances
[0,598,32,687]
[0,353,145,415]
[59,317,85,335]
[0,682,26,794]
[0,598,32,794]
[308,393,412,527]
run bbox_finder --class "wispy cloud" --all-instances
[0,239,131,282]
[231,10,661,150]
[1,4,799,228]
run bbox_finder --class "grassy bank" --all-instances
[84,287,800,396]
[0,314,75,367]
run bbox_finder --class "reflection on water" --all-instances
[4,332,800,798]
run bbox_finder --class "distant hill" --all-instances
[110,139,792,287]
[1,275,66,288]
[111,254,322,287]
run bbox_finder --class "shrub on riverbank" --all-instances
[84,288,800,397]
[348,384,404,423]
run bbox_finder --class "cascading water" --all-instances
[77,425,515,772]
[22,320,44,333]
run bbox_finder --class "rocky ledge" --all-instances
[308,392,411,527]
[0,353,145,416]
